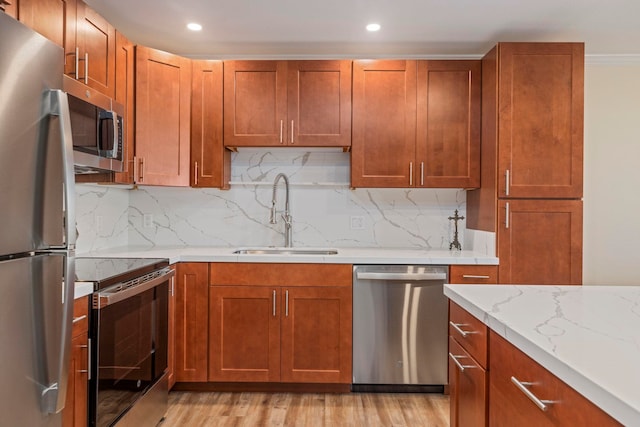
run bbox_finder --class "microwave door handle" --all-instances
[97,111,119,158]
[111,112,119,158]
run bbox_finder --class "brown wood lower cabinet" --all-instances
[208,263,352,385]
[167,264,176,389]
[449,337,487,427]
[62,297,89,427]
[209,285,281,382]
[174,263,209,382]
[448,302,489,427]
[489,331,620,426]
[450,303,620,427]
[449,265,498,285]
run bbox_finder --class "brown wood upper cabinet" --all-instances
[352,59,480,188]
[135,46,191,186]
[74,1,116,97]
[18,0,115,97]
[191,60,230,188]
[223,60,352,148]
[351,60,417,187]
[112,31,134,184]
[497,43,584,199]
[417,60,481,188]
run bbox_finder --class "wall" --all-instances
[75,184,129,253]
[76,149,468,252]
[583,61,640,285]
[74,63,640,284]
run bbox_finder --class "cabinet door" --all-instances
[498,43,584,199]
[135,46,191,186]
[208,286,281,382]
[62,334,88,427]
[63,298,89,427]
[223,60,287,147]
[191,60,229,188]
[287,60,352,147]
[498,199,582,284]
[417,60,481,188]
[18,0,76,75]
[490,332,620,427]
[113,31,134,184]
[76,1,115,97]
[174,263,209,382]
[167,265,176,390]
[280,286,352,384]
[352,60,417,188]
[449,337,487,427]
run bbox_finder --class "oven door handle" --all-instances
[94,268,175,309]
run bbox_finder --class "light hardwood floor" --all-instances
[161,391,449,426]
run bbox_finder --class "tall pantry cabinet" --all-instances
[467,42,584,285]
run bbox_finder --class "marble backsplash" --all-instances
[75,149,474,253]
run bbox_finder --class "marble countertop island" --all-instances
[444,284,640,426]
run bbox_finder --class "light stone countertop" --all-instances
[444,284,640,426]
[76,245,499,266]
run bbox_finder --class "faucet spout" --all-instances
[270,173,292,247]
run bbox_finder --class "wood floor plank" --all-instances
[162,391,449,426]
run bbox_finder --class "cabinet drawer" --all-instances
[449,337,487,427]
[449,265,498,284]
[72,296,89,338]
[489,332,621,427]
[449,302,488,368]
[209,263,352,287]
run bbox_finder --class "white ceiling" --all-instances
[85,0,640,59]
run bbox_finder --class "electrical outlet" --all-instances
[350,215,365,230]
[143,214,153,228]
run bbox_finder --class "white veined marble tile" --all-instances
[75,149,473,251]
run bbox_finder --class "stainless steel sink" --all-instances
[233,248,338,255]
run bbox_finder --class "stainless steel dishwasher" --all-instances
[352,265,449,392]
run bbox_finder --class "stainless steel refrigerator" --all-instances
[0,12,77,427]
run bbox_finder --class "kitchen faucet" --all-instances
[270,173,292,247]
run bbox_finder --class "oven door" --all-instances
[90,270,171,427]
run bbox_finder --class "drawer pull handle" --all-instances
[449,321,476,337]
[461,275,491,279]
[511,376,553,412]
[448,353,476,372]
[73,315,87,324]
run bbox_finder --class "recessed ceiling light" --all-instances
[187,22,202,32]
[366,23,381,32]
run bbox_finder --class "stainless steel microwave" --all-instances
[63,76,124,174]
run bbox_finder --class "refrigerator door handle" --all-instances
[48,90,77,250]
[36,254,75,415]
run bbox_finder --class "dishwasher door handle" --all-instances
[355,271,447,281]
